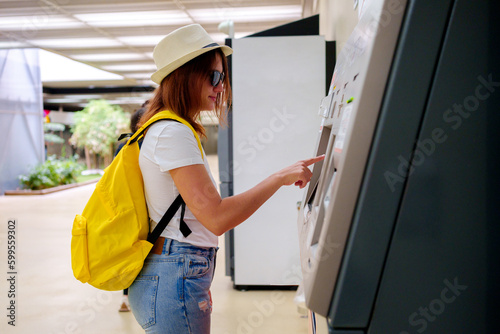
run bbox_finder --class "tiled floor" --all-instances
[0,156,309,334]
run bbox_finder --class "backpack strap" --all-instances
[122,110,201,242]
[178,201,192,238]
[147,194,191,243]
[125,110,204,159]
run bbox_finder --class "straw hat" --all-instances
[151,24,233,84]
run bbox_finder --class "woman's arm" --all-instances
[169,155,324,236]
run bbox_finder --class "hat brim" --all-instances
[151,45,233,84]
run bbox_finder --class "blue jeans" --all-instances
[129,238,217,333]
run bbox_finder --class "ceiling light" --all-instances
[0,16,85,30]
[30,38,121,49]
[71,53,149,62]
[0,40,30,49]
[39,49,123,82]
[116,35,166,46]
[189,5,302,23]
[74,11,191,27]
[101,64,157,72]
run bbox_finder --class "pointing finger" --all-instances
[303,154,325,167]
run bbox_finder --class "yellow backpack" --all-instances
[71,110,203,291]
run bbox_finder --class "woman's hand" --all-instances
[171,154,325,235]
[274,155,325,189]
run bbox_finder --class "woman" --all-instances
[128,24,323,333]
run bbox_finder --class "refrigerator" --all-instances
[219,32,330,287]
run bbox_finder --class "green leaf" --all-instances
[17,155,85,190]
[44,133,65,144]
[44,122,66,132]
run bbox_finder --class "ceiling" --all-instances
[0,0,318,113]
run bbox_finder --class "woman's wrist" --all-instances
[269,171,286,188]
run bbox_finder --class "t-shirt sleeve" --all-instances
[151,122,204,172]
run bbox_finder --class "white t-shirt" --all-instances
[139,120,218,248]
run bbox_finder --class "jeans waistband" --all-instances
[153,236,217,258]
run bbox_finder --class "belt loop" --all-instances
[164,238,172,255]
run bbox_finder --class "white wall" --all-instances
[318,0,359,54]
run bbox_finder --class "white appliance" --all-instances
[227,35,326,287]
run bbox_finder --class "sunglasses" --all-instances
[209,70,225,87]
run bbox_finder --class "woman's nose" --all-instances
[213,82,224,93]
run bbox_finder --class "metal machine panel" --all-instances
[328,0,454,328]
[298,0,500,332]
[367,0,499,332]
[297,0,408,316]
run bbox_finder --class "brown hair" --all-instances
[139,49,231,137]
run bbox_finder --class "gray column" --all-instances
[0,48,44,194]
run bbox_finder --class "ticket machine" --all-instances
[297,0,500,333]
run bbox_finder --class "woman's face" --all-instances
[200,53,224,111]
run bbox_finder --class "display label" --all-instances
[334,105,354,153]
